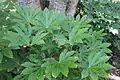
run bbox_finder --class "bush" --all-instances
[0,0,112,80]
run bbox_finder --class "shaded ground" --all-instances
[100,50,120,80]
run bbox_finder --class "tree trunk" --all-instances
[17,0,78,16]
[48,0,78,16]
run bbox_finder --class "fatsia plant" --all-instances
[0,4,112,80]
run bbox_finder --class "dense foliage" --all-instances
[0,0,114,80]
[77,0,120,50]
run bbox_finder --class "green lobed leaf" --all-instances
[21,62,36,68]
[2,48,13,58]
[28,72,38,80]
[81,69,89,79]
[90,72,98,80]
[21,67,37,75]
[31,32,48,45]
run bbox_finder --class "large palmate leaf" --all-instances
[42,50,78,78]
[53,34,68,46]
[20,61,44,80]
[31,32,48,45]
[4,24,47,49]
[36,9,67,32]
[68,15,91,45]
[53,15,91,46]
[10,5,40,25]
[81,52,112,80]
[4,24,32,49]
